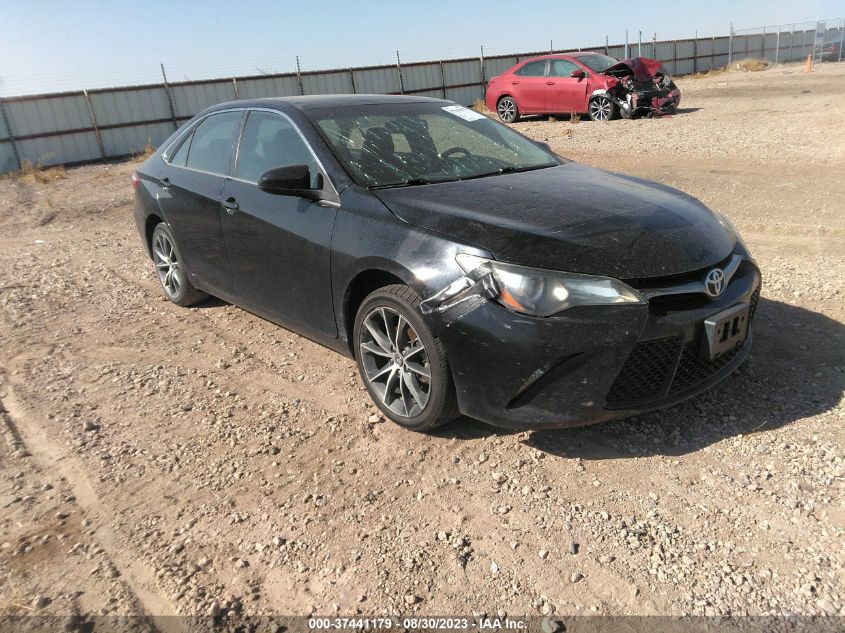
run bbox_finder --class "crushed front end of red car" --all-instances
[602,57,681,118]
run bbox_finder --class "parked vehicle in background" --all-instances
[816,40,842,61]
[132,95,757,432]
[485,52,681,122]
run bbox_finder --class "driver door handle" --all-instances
[546,81,556,85]
[511,81,520,85]
[222,197,239,214]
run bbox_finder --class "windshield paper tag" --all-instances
[442,105,487,121]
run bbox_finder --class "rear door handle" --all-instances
[511,81,520,85]
[222,197,239,213]
[546,81,555,85]
[161,177,171,189]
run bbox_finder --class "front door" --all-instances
[220,109,338,337]
[546,59,589,114]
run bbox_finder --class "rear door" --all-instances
[158,110,242,296]
[220,109,339,337]
[510,60,549,113]
[546,59,589,113]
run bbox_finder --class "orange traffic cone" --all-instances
[804,54,813,73]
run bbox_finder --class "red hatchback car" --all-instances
[485,52,681,123]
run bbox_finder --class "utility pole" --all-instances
[638,30,642,57]
[625,29,629,58]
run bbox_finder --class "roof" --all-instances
[205,93,449,114]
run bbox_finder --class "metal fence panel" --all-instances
[442,59,480,88]
[676,39,696,74]
[445,85,481,106]
[171,81,237,118]
[18,131,100,166]
[0,143,17,172]
[401,63,442,93]
[100,122,175,157]
[0,111,9,140]
[89,87,172,126]
[654,41,675,64]
[353,67,401,94]
[5,94,90,135]
[413,89,446,100]
[301,71,354,95]
[237,75,300,99]
[484,57,517,78]
[607,45,626,58]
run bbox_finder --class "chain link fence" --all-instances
[731,18,844,66]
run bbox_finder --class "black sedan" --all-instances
[132,95,761,431]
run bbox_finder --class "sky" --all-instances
[1,0,843,96]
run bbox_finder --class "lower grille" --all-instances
[668,340,745,395]
[606,336,679,405]
[607,287,761,408]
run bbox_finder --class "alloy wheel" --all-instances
[359,306,431,418]
[497,98,516,123]
[589,96,613,121]
[152,231,182,300]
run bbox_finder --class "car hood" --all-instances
[373,163,735,280]
[604,57,664,81]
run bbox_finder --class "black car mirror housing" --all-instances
[259,164,322,200]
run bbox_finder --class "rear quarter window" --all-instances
[185,111,242,175]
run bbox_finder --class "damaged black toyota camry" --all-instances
[132,95,761,431]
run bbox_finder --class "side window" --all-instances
[236,111,321,187]
[169,132,192,167]
[185,111,241,175]
[514,60,546,77]
[549,59,580,77]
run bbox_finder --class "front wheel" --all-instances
[354,285,458,431]
[588,95,616,122]
[496,96,521,123]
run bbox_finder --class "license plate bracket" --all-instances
[702,303,750,361]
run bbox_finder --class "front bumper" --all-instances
[435,258,761,429]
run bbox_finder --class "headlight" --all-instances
[456,254,644,317]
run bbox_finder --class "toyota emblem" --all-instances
[704,268,727,298]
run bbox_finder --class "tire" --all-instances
[588,95,616,122]
[150,222,208,307]
[353,284,458,431]
[496,96,521,123]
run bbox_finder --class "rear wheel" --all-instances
[588,95,616,122]
[496,96,521,123]
[354,285,458,431]
[151,223,208,307]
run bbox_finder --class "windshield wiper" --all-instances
[460,163,557,181]
[369,177,452,190]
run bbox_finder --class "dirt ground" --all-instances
[0,62,843,625]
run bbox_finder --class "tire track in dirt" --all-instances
[0,367,186,632]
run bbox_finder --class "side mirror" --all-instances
[570,69,586,79]
[535,141,552,152]
[258,164,322,200]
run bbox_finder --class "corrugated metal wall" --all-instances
[1,22,842,173]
